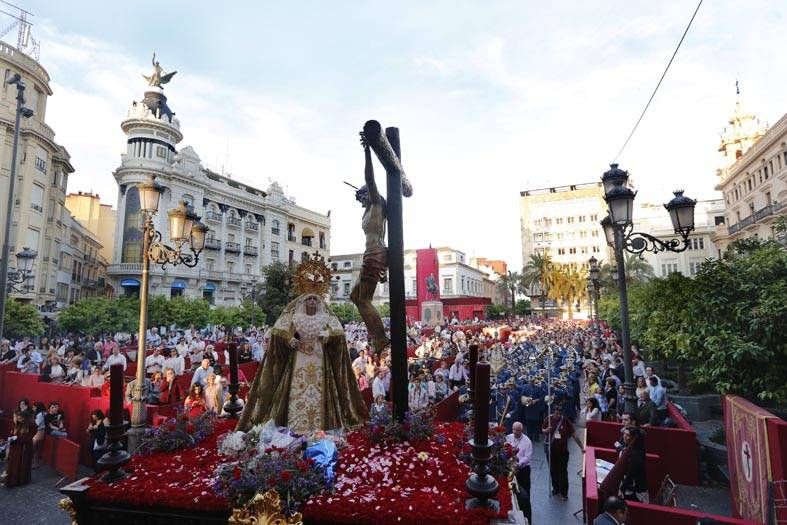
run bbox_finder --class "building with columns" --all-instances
[108,75,330,305]
[65,191,116,263]
[0,42,75,310]
[711,90,787,252]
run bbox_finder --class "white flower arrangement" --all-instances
[218,431,247,457]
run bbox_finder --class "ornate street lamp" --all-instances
[5,247,38,293]
[599,165,696,415]
[129,181,209,452]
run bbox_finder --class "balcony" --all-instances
[204,238,221,250]
[225,241,241,253]
[271,228,280,235]
[287,234,297,242]
[227,217,242,227]
[739,215,754,229]
[302,237,313,247]
[754,204,774,222]
[245,221,258,232]
[243,245,258,256]
[205,211,222,223]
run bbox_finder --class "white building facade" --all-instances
[633,199,725,278]
[108,79,330,305]
[711,94,787,252]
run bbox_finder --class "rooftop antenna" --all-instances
[0,1,39,60]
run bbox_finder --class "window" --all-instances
[569,247,576,254]
[319,232,326,249]
[766,192,772,206]
[227,261,234,273]
[412,279,417,294]
[30,184,44,212]
[245,264,252,274]
[661,263,679,276]
[764,165,769,179]
[555,217,563,225]
[690,237,705,250]
[343,282,351,296]
[443,278,453,294]
[580,246,588,254]
[689,262,699,276]
[578,215,586,222]
[343,261,352,269]
[271,220,280,235]
[271,241,280,260]
[592,246,600,253]
[590,214,598,222]
[579,231,587,238]
[461,276,466,292]
[207,258,215,271]
[331,283,338,296]
[567,216,575,224]
[156,146,167,158]
[591,230,599,237]
[557,248,565,255]
[56,283,68,302]
[35,156,47,173]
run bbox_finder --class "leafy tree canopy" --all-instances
[3,299,45,339]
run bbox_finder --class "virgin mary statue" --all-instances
[237,254,368,433]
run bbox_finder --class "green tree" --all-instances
[259,262,294,324]
[514,299,531,316]
[58,297,138,336]
[497,270,523,311]
[548,264,587,319]
[3,299,44,339]
[598,255,655,293]
[687,241,787,401]
[330,303,361,324]
[485,303,508,319]
[376,303,391,318]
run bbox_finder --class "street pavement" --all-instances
[1,464,79,525]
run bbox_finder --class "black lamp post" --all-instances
[588,256,601,337]
[599,164,696,415]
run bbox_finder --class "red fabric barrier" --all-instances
[587,411,699,485]
[42,434,80,480]
[433,390,460,422]
[584,446,752,525]
[1,372,94,465]
[0,361,17,408]
[593,446,663,499]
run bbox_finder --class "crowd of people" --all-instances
[1,311,672,525]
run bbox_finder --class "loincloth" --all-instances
[360,246,388,283]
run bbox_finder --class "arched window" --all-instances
[182,194,194,206]
[121,186,143,263]
[271,219,280,235]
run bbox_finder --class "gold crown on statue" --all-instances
[293,251,332,296]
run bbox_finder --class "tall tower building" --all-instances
[0,41,74,308]
[716,83,768,180]
[108,62,330,305]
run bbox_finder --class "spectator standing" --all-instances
[648,376,668,425]
[158,368,184,404]
[2,410,35,487]
[191,359,213,387]
[203,373,224,413]
[506,421,533,495]
[163,347,184,376]
[87,410,108,472]
[144,347,166,375]
[103,346,127,372]
[408,377,429,411]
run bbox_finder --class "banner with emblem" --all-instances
[724,395,776,523]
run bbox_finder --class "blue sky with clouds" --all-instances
[13,0,787,267]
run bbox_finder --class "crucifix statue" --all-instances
[350,123,412,356]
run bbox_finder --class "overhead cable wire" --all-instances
[612,0,703,163]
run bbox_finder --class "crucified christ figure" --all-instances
[350,123,412,356]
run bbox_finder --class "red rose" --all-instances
[280,471,292,482]
[232,466,241,480]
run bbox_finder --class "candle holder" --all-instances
[465,355,499,511]
[98,364,131,482]
[223,341,243,419]
[467,344,479,404]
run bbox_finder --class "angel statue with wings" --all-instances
[142,53,177,88]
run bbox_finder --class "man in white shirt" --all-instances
[145,346,166,375]
[191,359,213,387]
[163,347,185,376]
[632,355,646,378]
[103,347,127,372]
[147,327,162,347]
[506,421,533,495]
[251,335,265,363]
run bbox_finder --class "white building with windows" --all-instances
[404,247,491,300]
[633,199,725,278]
[329,253,389,306]
[108,76,330,305]
[519,182,610,270]
[710,91,787,252]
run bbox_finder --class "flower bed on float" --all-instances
[83,419,511,524]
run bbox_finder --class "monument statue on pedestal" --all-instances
[142,53,177,88]
[237,253,368,433]
[426,273,438,300]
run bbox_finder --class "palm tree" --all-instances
[496,270,522,311]
[599,254,655,292]
[522,253,555,316]
[548,264,587,319]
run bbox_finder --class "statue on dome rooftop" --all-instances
[142,53,177,88]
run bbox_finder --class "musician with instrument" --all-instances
[542,403,584,499]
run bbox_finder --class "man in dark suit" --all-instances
[593,496,627,525]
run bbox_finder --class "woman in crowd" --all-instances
[2,410,35,487]
[17,398,31,414]
[41,354,65,383]
[202,344,218,368]
[203,373,224,413]
[31,402,45,468]
[354,366,369,390]
[0,340,16,363]
[82,366,105,388]
[424,373,436,404]
[370,394,388,419]
[63,357,85,385]
[616,384,626,419]
[87,409,107,473]
[619,426,648,502]
[584,397,602,423]
[158,368,184,404]
[635,376,648,400]
[604,377,618,421]
[52,337,66,357]
[17,346,39,374]
[237,341,253,363]
[184,384,207,418]
[586,372,600,397]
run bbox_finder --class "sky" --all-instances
[9,0,787,269]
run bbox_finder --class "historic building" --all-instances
[634,199,725,277]
[0,42,75,310]
[56,213,110,307]
[711,91,787,252]
[519,182,609,271]
[329,252,389,307]
[108,69,330,305]
[65,191,117,263]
